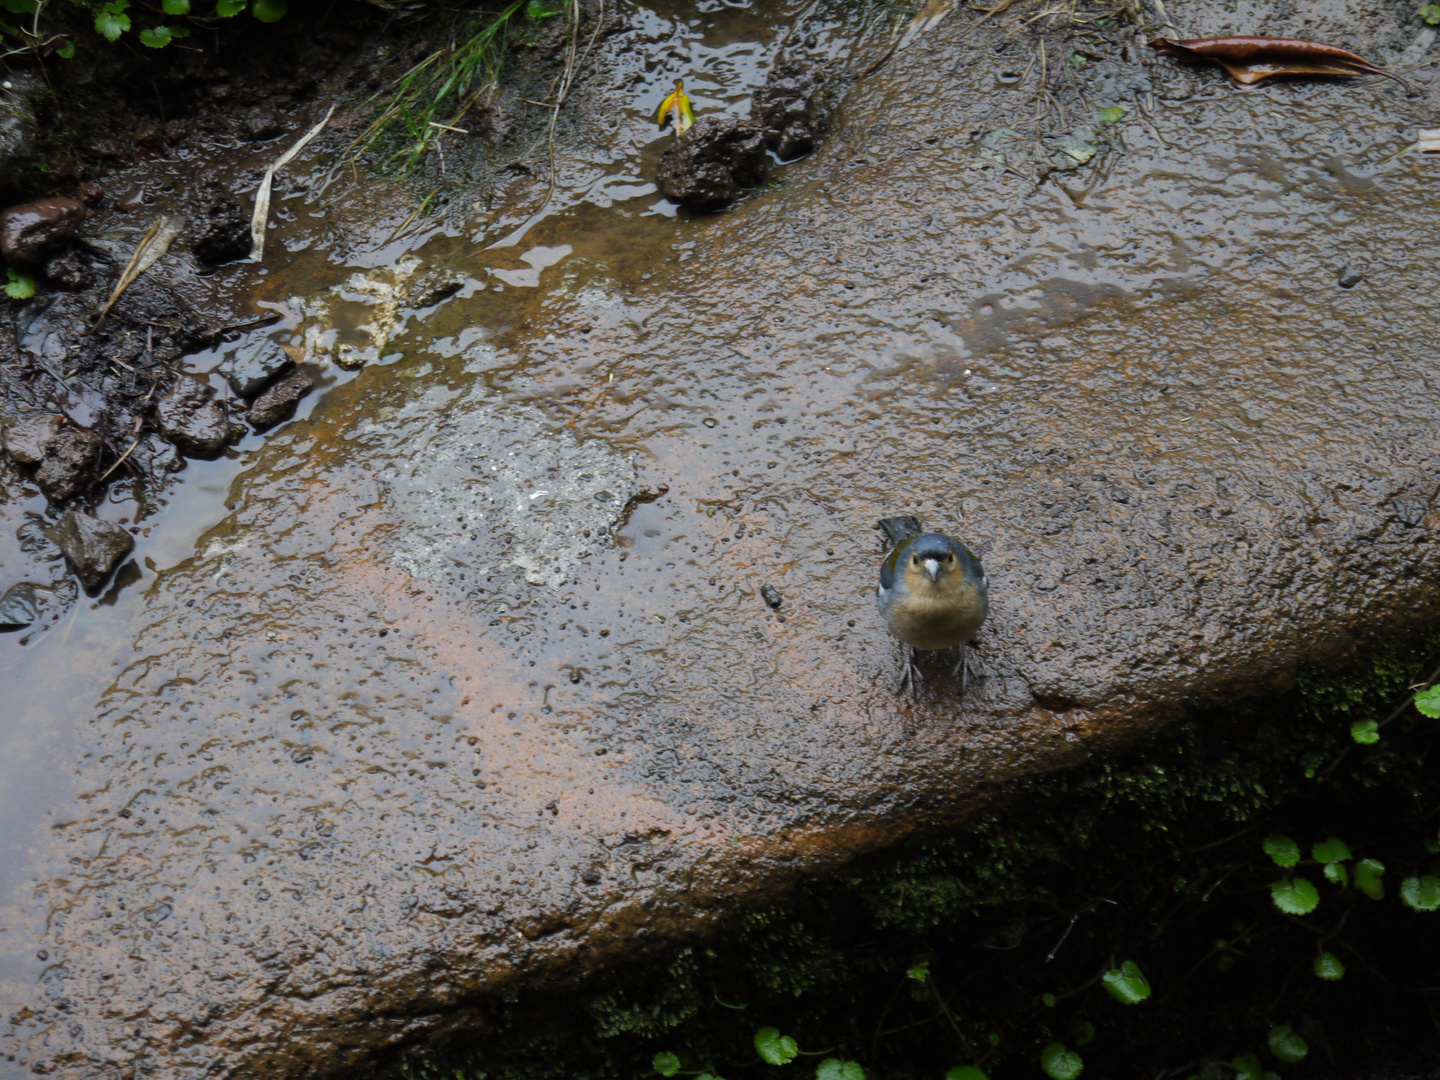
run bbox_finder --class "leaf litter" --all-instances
[1149,36,1413,93]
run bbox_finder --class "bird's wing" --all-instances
[878,541,906,592]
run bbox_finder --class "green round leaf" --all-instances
[1262,836,1300,868]
[216,0,245,13]
[755,1027,798,1066]
[1313,952,1344,980]
[1268,1024,1308,1063]
[55,40,76,58]
[5,269,36,300]
[250,0,286,20]
[653,1052,681,1078]
[1231,1053,1262,1080]
[94,2,131,41]
[1323,861,1348,885]
[1350,718,1380,744]
[815,1060,865,1080]
[162,0,189,11]
[1072,1021,1096,1047]
[138,25,173,46]
[1355,858,1386,900]
[1040,1043,1083,1080]
[1041,992,1056,1007]
[1094,104,1125,123]
[1401,874,1440,912]
[1311,837,1351,864]
[1271,877,1320,915]
[1414,685,1440,718]
[906,960,930,982]
[945,1069,987,1080]
[1101,961,1151,1004]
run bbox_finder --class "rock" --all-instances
[246,370,313,431]
[406,268,465,309]
[655,118,770,211]
[0,583,40,630]
[188,180,252,265]
[42,250,93,291]
[750,60,821,159]
[0,75,40,204]
[236,107,285,142]
[220,340,295,400]
[3,415,60,464]
[1338,264,1364,289]
[43,511,133,592]
[0,196,87,270]
[33,426,102,503]
[155,376,235,457]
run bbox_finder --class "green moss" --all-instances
[366,627,1440,1080]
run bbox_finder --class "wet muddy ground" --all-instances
[3,0,1440,1076]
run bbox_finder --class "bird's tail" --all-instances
[877,515,923,547]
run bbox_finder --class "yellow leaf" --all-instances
[655,79,695,135]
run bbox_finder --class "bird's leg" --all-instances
[949,643,975,696]
[898,648,925,697]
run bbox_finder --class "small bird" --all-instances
[875,516,989,695]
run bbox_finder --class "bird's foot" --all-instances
[898,650,925,698]
[949,644,982,696]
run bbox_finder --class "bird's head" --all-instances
[907,534,962,583]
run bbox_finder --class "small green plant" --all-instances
[525,0,562,17]
[4,268,35,299]
[1354,857,1385,900]
[1270,877,1320,915]
[1262,835,1300,868]
[1420,4,1440,24]
[1039,1042,1083,1080]
[906,960,929,981]
[1266,1025,1307,1063]
[653,1051,681,1077]
[945,1069,988,1080]
[1414,684,1440,717]
[1313,952,1345,980]
[754,1027,798,1066]
[1100,961,1150,1004]
[1400,874,1440,911]
[1350,718,1380,744]
[814,1060,864,1080]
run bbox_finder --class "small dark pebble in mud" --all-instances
[0,582,40,631]
[222,340,296,400]
[188,180,252,265]
[0,196,87,269]
[751,61,821,160]
[406,268,465,309]
[156,376,236,457]
[246,370,313,432]
[761,583,783,610]
[3,414,60,464]
[656,118,770,211]
[42,249,95,291]
[34,426,102,503]
[1338,264,1364,289]
[44,511,134,593]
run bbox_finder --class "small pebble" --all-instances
[760,583,783,610]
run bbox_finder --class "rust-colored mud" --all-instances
[3,0,1440,1076]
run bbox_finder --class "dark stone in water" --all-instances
[751,60,821,160]
[655,118,770,211]
[43,510,134,592]
[1338,263,1364,289]
[221,340,296,400]
[0,196,86,269]
[3,414,60,464]
[246,370,313,432]
[0,582,40,630]
[188,180,252,265]
[156,376,236,457]
[34,426,102,503]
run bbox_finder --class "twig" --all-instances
[97,436,141,484]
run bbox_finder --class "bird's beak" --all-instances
[923,558,941,581]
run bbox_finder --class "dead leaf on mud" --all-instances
[1417,128,1440,152]
[93,215,187,327]
[1149,37,1412,93]
[655,80,695,136]
[250,104,336,262]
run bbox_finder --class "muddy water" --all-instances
[5,0,1440,1076]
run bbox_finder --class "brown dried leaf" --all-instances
[1149,36,1412,93]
